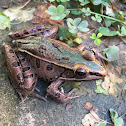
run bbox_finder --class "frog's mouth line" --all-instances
[59,74,104,81]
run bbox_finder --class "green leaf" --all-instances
[69,27,78,34]
[99,27,118,36]
[95,80,109,95]
[77,20,89,32]
[91,0,110,6]
[74,82,81,87]
[73,17,81,26]
[60,0,69,2]
[114,117,124,126]
[71,10,82,15]
[97,33,102,38]
[67,18,89,34]
[0,12,10,30]
[94,39,101,45]
[92,33,97,38]
[58,26,72,40]
[81,8,91,16]
[79,0,90,6]
[91,16,96,21]
[110,108,118,120]
[49,0,55,2]
[57,5,65,15]
[94,122,106,126]
[74,38,82,44]
[50,14,66,20]
[46,5,57,15]
[102,45,119,61]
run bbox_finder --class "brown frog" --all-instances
[2,24,107,103]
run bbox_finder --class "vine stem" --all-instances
[88,11,126,26]
[67,8,126,26]
[20,0,31,9]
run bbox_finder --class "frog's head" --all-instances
[59,49,107,81]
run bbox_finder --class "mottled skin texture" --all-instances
[2,24,107,103]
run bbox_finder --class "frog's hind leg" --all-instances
[46,79,79,103]
[2,43,46,102]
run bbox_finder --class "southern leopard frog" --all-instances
[2,24,107,103]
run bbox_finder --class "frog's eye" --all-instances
[75,68,87,77]
[73,63,90,78]
[82,49,95,61]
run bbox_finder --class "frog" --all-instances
[2,24,107,103]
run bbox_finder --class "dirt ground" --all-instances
[0,0,126,126]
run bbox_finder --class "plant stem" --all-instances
[89,11,126,25]
[67,8,126,25]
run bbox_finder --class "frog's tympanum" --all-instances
[2,24,107,103]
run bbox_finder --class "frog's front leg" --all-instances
[46,79,79,103]
[2,43,46,102]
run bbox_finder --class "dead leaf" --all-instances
[90,109,101,122]
[66,102,72,111]
[108,72,123,84]
[3,6,35,22]
[108,83,117,95]
[101,81,109,90]
[82,110,101,126]
[82,114,96,126]
[84,102,93,110]
[30,4,64,26]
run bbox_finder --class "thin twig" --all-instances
[20,0,31,9]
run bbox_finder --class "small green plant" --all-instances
[110,108,124,126]
[90,33,102,45]
[0,11,10,30]
[46,5,69,20]
[99,27,118,36]
[58,26,72,40]
[101,45,119,61]
[67,17,89,34]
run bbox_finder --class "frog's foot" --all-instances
[46,79,79,103]
[31,93,47,102]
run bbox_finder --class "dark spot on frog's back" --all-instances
[36,59,40,68]
[38,45,46,53]
[55,93,60,98]
[36,26,42,31]
[14,33,20,37]
[31,34,37,36]
[23,67,30,72]
[17,73,23,80]
[9,49,14,53]
[12,62,20,67]
[23,29,29,34]
[52,43,59,48]
[41,32,45,36]
[62,57,70,61]
[46,64,53,71]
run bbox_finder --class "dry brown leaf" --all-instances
[3,6,35,22]
[31,3,64,26]
[90,109,101,122]
[82,110,101,126]
[84,102,93,110]
[101,81,110,90]
[82,114,96,126]
[101,76,117,96]
[108,72,123,84]
[108,83,117,95]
